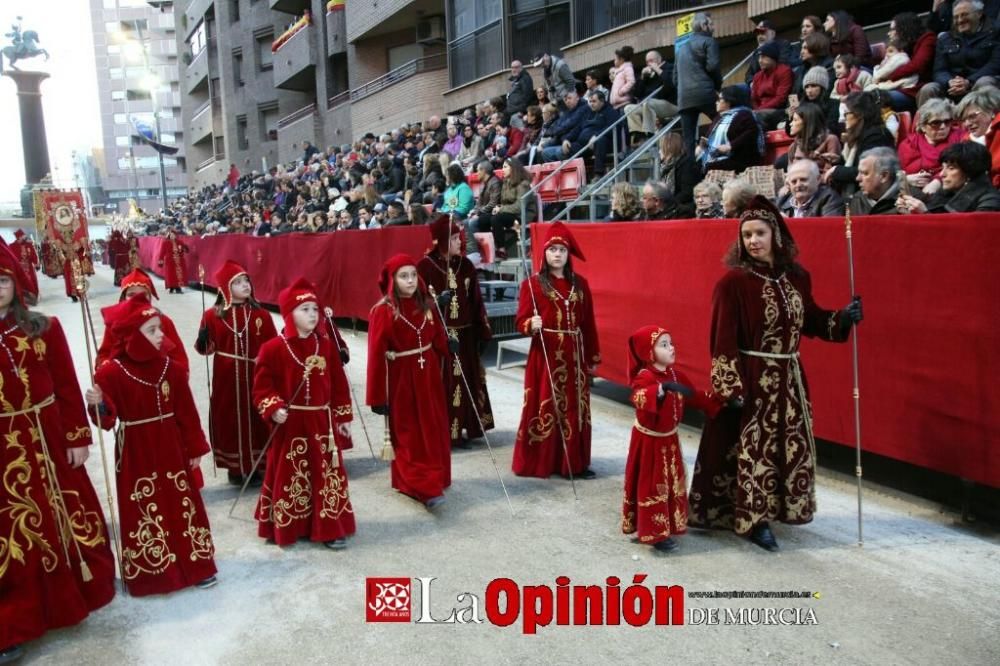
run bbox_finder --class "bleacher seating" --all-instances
[764,130,794,164]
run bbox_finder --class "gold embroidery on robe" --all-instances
[268,438,311,528]
[122,473,176,580]
[0,431,59,577]
[167,471,214,561]
[318,434,352,520]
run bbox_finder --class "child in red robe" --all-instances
[96,268,188,374]
[0,244,115,663]
[512,222,601,479]
[157,229,188,294]
[622,325,722,553]
[366,254,452,510]
[11,228,39,297]
[252,278,356,548]
[416,215,494,448]
[86,295,218,595]
[195,261,278,483]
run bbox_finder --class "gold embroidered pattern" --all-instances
[269,438,311,528]
[0,431,58,578]
[121,473,176,580]
[65,426,91,442]
[710,355,742,399]
[333,404,352,418]
[318,434,352,520]
[167,471,214,561]
[257,395,280,416]
[631,389,647,411]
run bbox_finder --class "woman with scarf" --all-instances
[688,196,863,552]
[697,85,764,175]
[822,91,894,196]
[366,255,452,510]
[658,132,697,217]
[512,222,601,479]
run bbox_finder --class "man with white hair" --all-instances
[929,0,1000,101]
[625,50,678,142]
[776,159,844,217]
[850,147,902,215]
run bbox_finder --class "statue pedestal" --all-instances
[3,70,51,218]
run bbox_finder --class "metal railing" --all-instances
[277,102,317,129]
[327,90,350,110]
[191,99,211,119]
[196,155,218,171]
[350,53,447,102]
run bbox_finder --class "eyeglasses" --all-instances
[925,119,952,128]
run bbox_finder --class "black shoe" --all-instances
[195,575,218,589]
[69,295,78,303]
[579,468,597,480]
[0,645,24,664]
[653,537,679,553]
[324,538,347,550]
[425,495,446,510]
[227,471,244,486]
[750,522,779,552]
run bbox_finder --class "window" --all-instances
[256,33,274,71]
[111,90,126,101]
[115,136,132,147]
[236,115,249,150]
[114,113,128,124]
[388,43,422,71]
[231,0,240,22]
[160,133,177,145]
[110,67,124,79]
[259,105,279,142]
[126,88,152,101]
[574,0,645,42]
[447,0,503,87]
[190,21,207,59]
[233,50,244,85]
[118,156,178,170]
[510,0,570,66]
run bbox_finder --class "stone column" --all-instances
[3,70,51,217]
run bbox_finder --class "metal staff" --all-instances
[198,265,217,479]
[324,307,377,462]
[516,221,578,500]
[228,357,317,518]
[845,206,864,547]
[427,285,516,517]
[74,272,126,593]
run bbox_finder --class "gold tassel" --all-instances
[453,356,461,377]
[329,429,339,468]
[380,429,395,461]
[450,295,459,320]
[452,384,462,407]
[80,559,94,582]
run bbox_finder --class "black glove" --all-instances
[371,404,389,416]
[339,349,350,365]
[196,326,210,351]
[726,396,745,410]
[840,296,863,334]
[660,381,693,398]
[447,338,460,355]
[436,289,454,312]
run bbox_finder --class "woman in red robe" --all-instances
[416,215,494,447]
[622,325,722,553]
[195,261,278,483]
[11,229,39,297]
[0,245,115,663]
[87,295,218,594]
[107,229,130,286]
[366,254,452,509]
[688,196,863,551]
[57,237,93,302]
[157,229,188,294]
[512,222,601,479]
[96,268,188,375]
[252,278,356,548]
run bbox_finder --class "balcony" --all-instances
[277,103,320,163]
[326,5,346,57]
[349,55,448,136]
[272,24,316,92]
[184,0,214,39]
[269,0,311,15]
[185,48,208,94]
[350,53,446,102]
[189,100,213,144]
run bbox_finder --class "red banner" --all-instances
[138,215,1000,487]
[33,189,93,277]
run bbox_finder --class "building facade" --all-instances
[178,0,895,191]
[89,0,188,213]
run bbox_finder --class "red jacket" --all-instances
[988,112,1000,189]
[897,126,964,178]
[751,64,794,110]
[830,23,872,67]
[886,31,937,98]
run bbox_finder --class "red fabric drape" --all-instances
[138,216,1000,487]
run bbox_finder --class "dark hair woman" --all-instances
[478,157,535,258]
[784,102,842,172]
[824,91,894,195]
[882,12,937,112]
[689,195,863,552]
[824,11,871,67]
[698,85,764,174]
[897,141,1000,213]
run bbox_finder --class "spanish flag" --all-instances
[327,0,345,11]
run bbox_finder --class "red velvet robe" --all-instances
[688,265,849,535]
[196,304,278,474]
[252,332,356,544]
[0,317,115,649]
[157,238,188,289]
[417,251,494,445]
[97,312,189,376]
[107,234,130,286]
[59,240,94,298]
[40,239,61,278]
[11,238,39,296]
[93,345,217,596]
[512,273,600,477]
[623,367,720,545]
[366,297,451,503]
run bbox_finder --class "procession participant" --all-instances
[622,325,722,553]
[106,228,130,286]
[195,261,278,484]
[56,235,93,303]
[95,268,188,374]
[86,294,218,594]
[157,228,188,294]
[416,215,494,448]
[0,245,115,664]
[252,278,356,548]
[512,222,600,479]
[687,195,864,551]
[366,255,452,510]
[10,228,39,296]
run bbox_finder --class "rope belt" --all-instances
[120,412,175,427]
[447,323,471,330]
[739,348,816,465]
[632,419,678,438]
[385,343,431,361]
[288,403,330,411]
[116,412,175,473]
[216,351,255,362]
[286,403,340,465]
[0,394,56,417]
[541,328,580,335]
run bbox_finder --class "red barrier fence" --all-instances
[139,214,1000,488]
